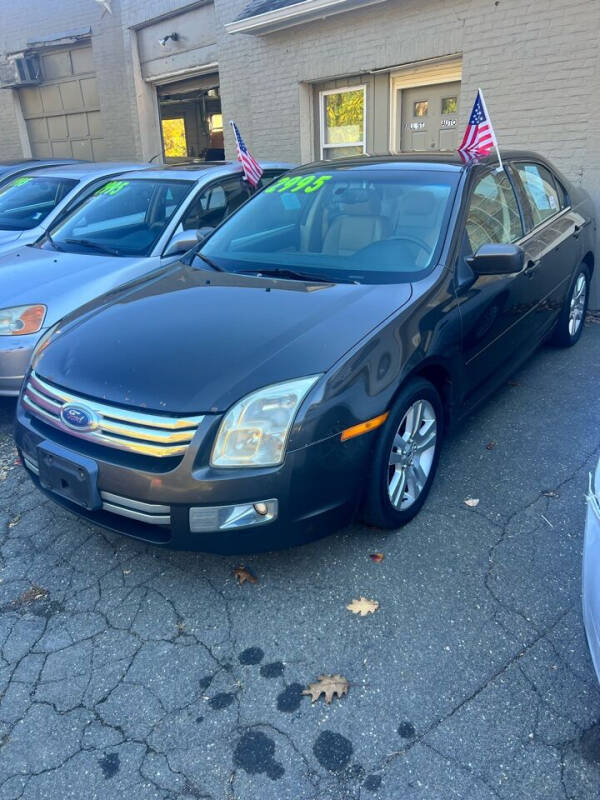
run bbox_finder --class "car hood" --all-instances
[34,265,413,414]
[0,246,152,324]
[0,228,23,246]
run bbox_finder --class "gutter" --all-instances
[225,0,389,36]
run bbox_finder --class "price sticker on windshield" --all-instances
[95,180,130,196]
[265,174,333,195]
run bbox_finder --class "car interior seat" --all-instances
[321,187,390,255]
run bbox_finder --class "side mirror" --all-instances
[468,243,525,276]
[164,228,212,258]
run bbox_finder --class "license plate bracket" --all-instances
[37,440,101,511]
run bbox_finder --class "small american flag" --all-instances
[458,89,499,164]
[230,121,263,187]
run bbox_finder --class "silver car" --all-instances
[583,456,600,682]
[0,162,149,254]
[0,161,292,395]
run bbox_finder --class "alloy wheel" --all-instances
[569,273,587,336]
[387,399,437,510]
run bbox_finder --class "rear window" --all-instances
[0,176,77,231]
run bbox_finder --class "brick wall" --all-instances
[214,0,600,303]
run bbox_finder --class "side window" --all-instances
[465,171,523,252]
[514,163,561,227]
[180,177,250,231]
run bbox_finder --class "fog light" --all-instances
[189,499,278,533]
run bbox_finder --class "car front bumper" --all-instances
[583,457,600,683]
[0,333,38,396]
[15,401,372,554]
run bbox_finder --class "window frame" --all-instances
[319,84,366,160]
[509,161,566,233]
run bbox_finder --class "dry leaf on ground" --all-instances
[12,586,49,606]
[464,498,480,508]
[543,490,559,498]
[369,552,384,563]
[346,596,379,616]
[486,441,496,450]
[303,674,349,704]
[233,565,257,585]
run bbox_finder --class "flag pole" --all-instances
[478,88,503,171]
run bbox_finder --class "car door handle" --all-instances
[524,258,541,276]
[573,223,582,239]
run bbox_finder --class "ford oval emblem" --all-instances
[60,404,98,432]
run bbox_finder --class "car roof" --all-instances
[293,150,552,174]
[0,158,80,168]
[21,162,150,179]
[116,161,295,181]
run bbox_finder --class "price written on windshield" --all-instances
[265,174,333,195]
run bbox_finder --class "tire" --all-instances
[362,378,443,529]
[550,264,590,347]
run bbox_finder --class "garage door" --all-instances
[18,44,105,160]
[400,81,460,152]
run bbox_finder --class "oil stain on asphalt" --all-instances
[276,683,304,712]
[233,730,285,780]
[238,647,264,665]
[313,731,353,772]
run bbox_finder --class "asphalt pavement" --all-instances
[0,324,599,800]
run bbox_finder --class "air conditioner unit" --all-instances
[0,54,41,87]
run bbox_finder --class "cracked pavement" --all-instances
[0,327,599,799]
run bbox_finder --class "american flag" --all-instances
[458,89,498,163]
[230,121,263,187]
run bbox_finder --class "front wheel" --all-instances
[362,378,443,529]
[550,265,590,347]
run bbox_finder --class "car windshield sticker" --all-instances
[95,180,130,196]
[264,174,333,195]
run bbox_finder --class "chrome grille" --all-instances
[23,371,204,458]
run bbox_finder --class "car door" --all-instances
[456,166,540,397]
[510,161,582,336]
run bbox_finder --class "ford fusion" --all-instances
[15,153,594,553]
[0,161,291,395]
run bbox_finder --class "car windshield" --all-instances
[0,176,77,231]
[199,168,459,283]
[49,178,195,257]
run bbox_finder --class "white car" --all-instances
[583,456,600,682]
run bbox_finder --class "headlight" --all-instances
[0,305,46,336]
[211,376,320,467]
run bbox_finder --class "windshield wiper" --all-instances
[65,238,121,256]
[193,251,224,271]
[240,267,343,284]
[44,232,64,252]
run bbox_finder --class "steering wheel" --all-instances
[389,235,431,257]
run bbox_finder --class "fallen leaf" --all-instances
[8,514,20,528]
[14,456,22,466]
[585,311,600,325]
[13,585,49,606]
[233,565,257,585]
[303,674,349,705]
[543,490,559,498]
[485,441,496,450]
[464,498,480,508]
[369,552,384,563]
[122,569,131,575]
[346,596,379,616]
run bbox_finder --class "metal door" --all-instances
[400,82,460,152]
